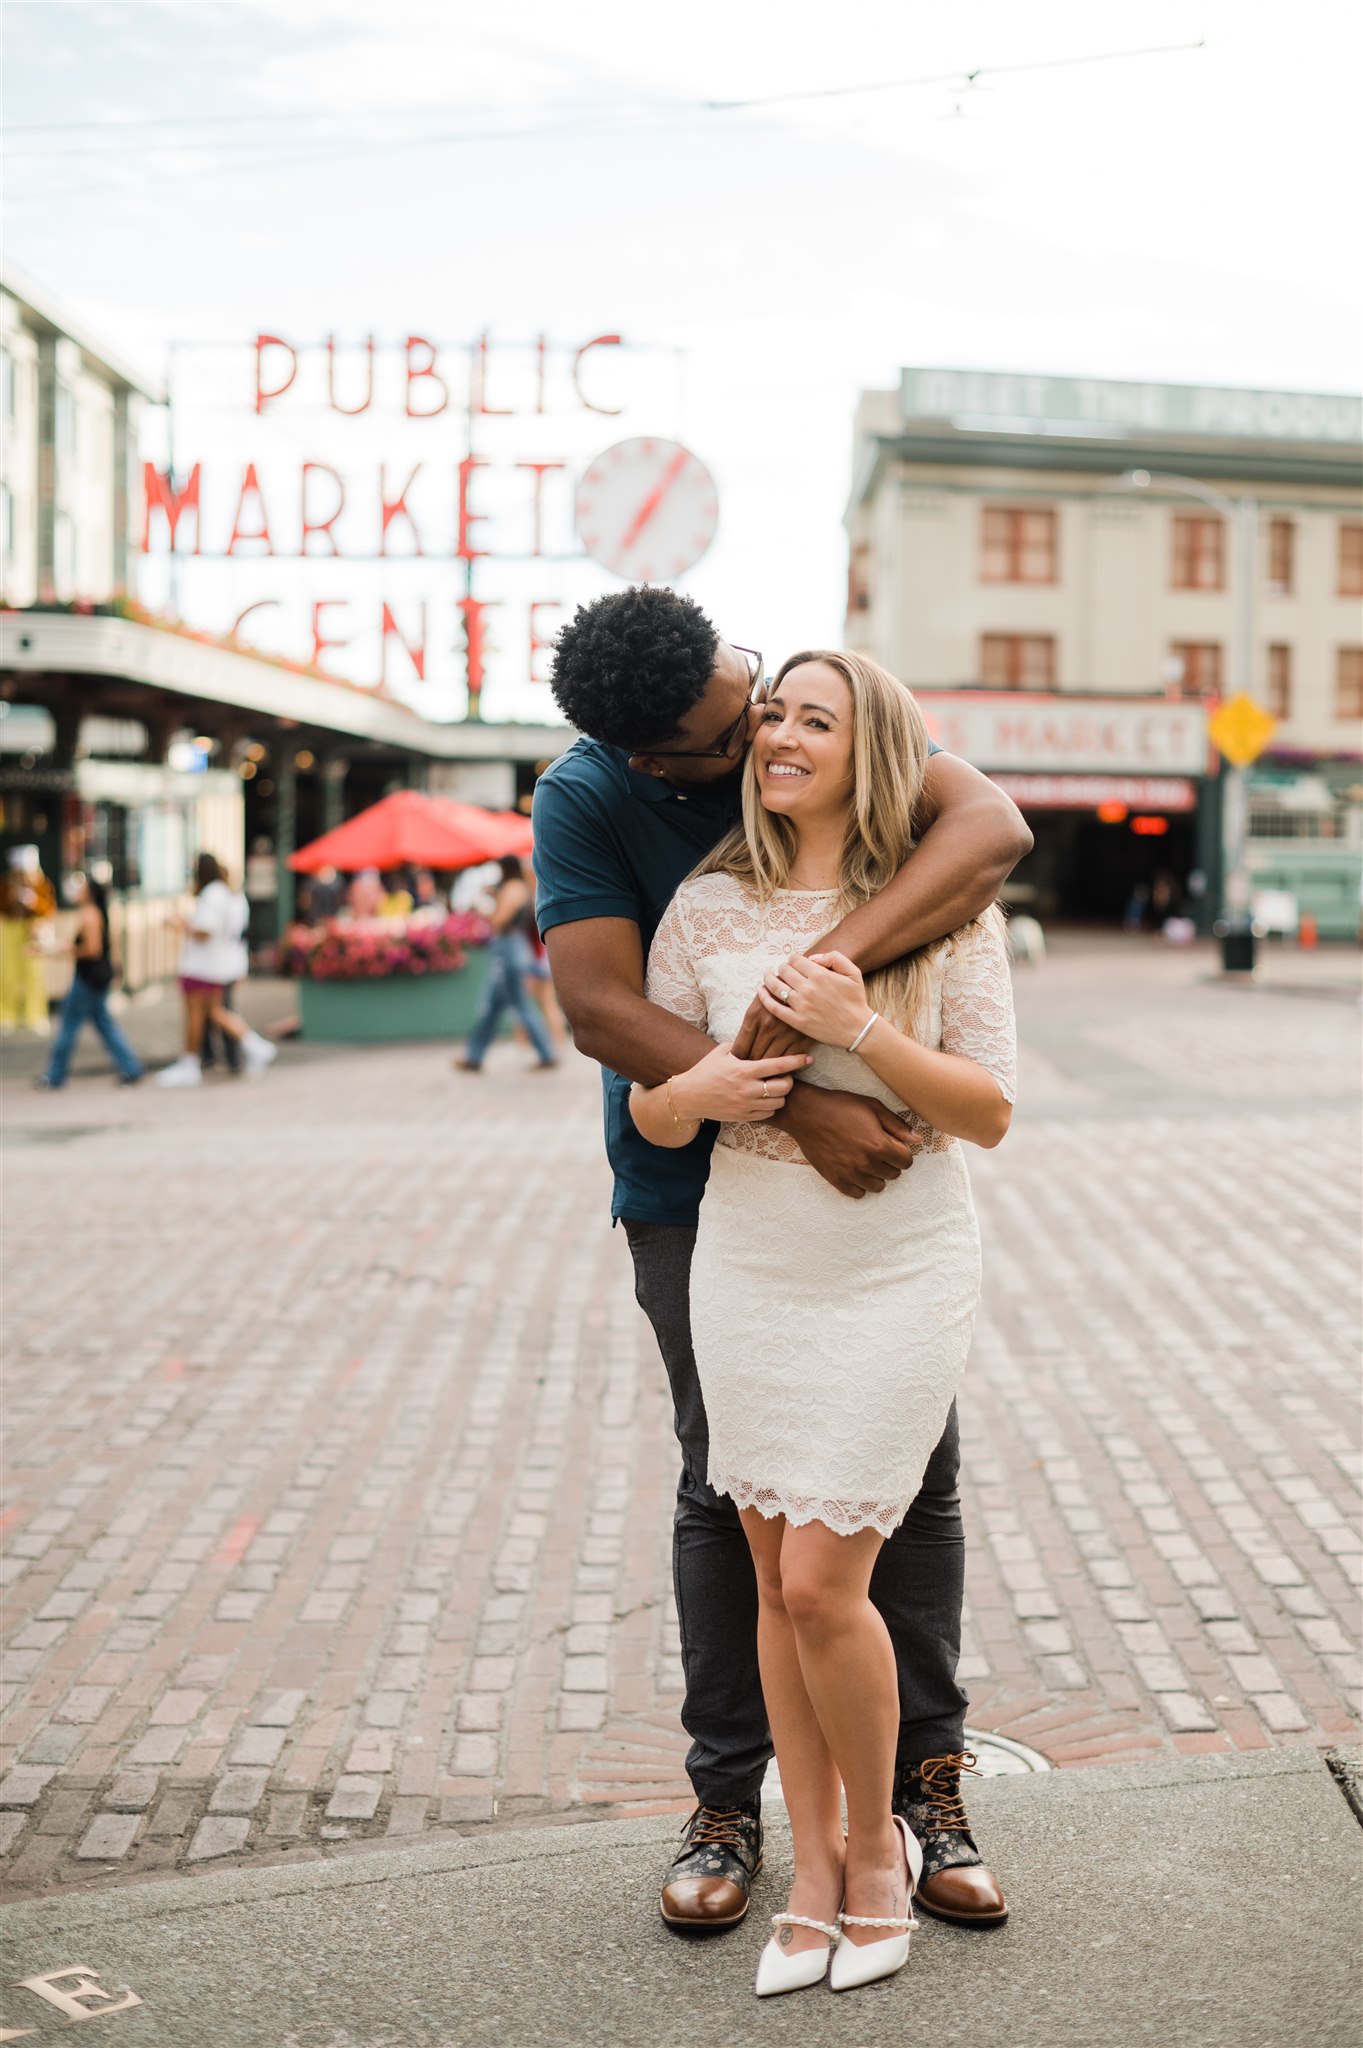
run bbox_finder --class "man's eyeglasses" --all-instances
[639,646,766,761]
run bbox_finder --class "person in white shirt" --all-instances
[156,854,277,1088]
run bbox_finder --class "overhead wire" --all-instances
[3,37,1207,206]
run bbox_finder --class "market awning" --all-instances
[289,790,533,874]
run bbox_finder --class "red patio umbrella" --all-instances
[288,790,533,874]
[449,803,535,860]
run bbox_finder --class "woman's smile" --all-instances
[753,661,855,814]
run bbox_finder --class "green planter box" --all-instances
[299,949,493,1043]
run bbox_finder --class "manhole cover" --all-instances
[763,1727,1049,1805]
[964,1727,1051,1774]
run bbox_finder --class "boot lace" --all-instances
[917,1752,979,1832]
[683,1805,751,1852]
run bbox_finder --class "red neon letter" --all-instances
[255,335,297,416]
[227,464,274,555]
[311,600,349,671]
[515,461,565,556]
[457,456,490,560]
[141,462,201,553]
[459,595,500,715]
[534,333,547,414]
[382,601,427,686]
[380,463,424,556]
[327,334,374,416]
[405,336,448,419]
[230,600,280,644]
[301,462,346,556]
[573,334,622,415]
[472,330,512,415]
[529,600,562,684]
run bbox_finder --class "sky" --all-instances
[5,0,1360,724]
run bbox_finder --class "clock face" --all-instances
[575,437,719,584]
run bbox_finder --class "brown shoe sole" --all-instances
[913,1891,1009,1929]
[658,1854,763,1932]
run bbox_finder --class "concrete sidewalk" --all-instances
[1,1749,1359,2048]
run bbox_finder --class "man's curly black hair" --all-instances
[548,586,719,749]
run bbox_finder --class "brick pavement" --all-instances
[1,938,1359,1897]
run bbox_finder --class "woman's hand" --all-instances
[672,1041,813,1125]
[757,951,875,1050]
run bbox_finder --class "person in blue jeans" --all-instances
[456,857,558,1073]
[38,875,143,1089]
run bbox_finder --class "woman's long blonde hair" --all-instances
[693,648,994,1033]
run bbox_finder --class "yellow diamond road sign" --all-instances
[1207,693,1278,768]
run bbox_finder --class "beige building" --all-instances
[845,369,1363,931]
[0,266,153,610]
[0,268,569,986]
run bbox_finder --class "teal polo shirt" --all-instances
[532,737,738,1228]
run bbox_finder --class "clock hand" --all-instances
[617,446,689,555]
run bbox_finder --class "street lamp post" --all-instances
[1118,468,1259,971]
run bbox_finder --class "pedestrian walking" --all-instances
[534,587,1029,1951]
[36,874,144,1089]
[521,870,568,1052]
[630,651,1016,1996]
[156,854,277,1088]
[0,845,57,1035]
[200,878,249,1075]
[455,856,558,1073]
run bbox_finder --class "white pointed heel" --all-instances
[754,1914,841,1998]
[828,1816,924,1993]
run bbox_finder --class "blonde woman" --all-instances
[630,652,1015,2000]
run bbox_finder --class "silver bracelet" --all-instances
[847,1011,881,1055]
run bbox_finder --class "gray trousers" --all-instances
[624,1219,968,1810]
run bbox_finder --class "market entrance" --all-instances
[1006,805,1200,925]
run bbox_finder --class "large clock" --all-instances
[575,437,719,584]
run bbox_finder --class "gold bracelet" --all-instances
[666,1075,698,1130]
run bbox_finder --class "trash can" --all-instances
[1215,920,1257,974]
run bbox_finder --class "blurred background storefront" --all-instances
[845,369,1363,932]
[0,270,568,992]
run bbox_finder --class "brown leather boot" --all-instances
[894,1752,1008,1927]
[659,1802,763,1931]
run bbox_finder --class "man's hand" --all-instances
[781,1084,922,1198]
[731,988,814,1063]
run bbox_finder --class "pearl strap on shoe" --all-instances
[838,1911,918,1930]
[772,1913,842,1942]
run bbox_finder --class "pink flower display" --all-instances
[283,913,491,982]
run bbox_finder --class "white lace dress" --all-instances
[646,872,1016,1539]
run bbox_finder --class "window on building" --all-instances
[980,634,1056,688]
[53,509,75,596]
[1248,793,1346,842]
[1337,647,1363,721]
[1266,517,1294,596]
[1169,641,1223,698]
[1266,644,1292,720]
[0,349,13,421]
[1171,514,1225,591]
[1340,522,1363,598]
[847,539,872,613]
[981,506,1057,583]
[55,383,75,455]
